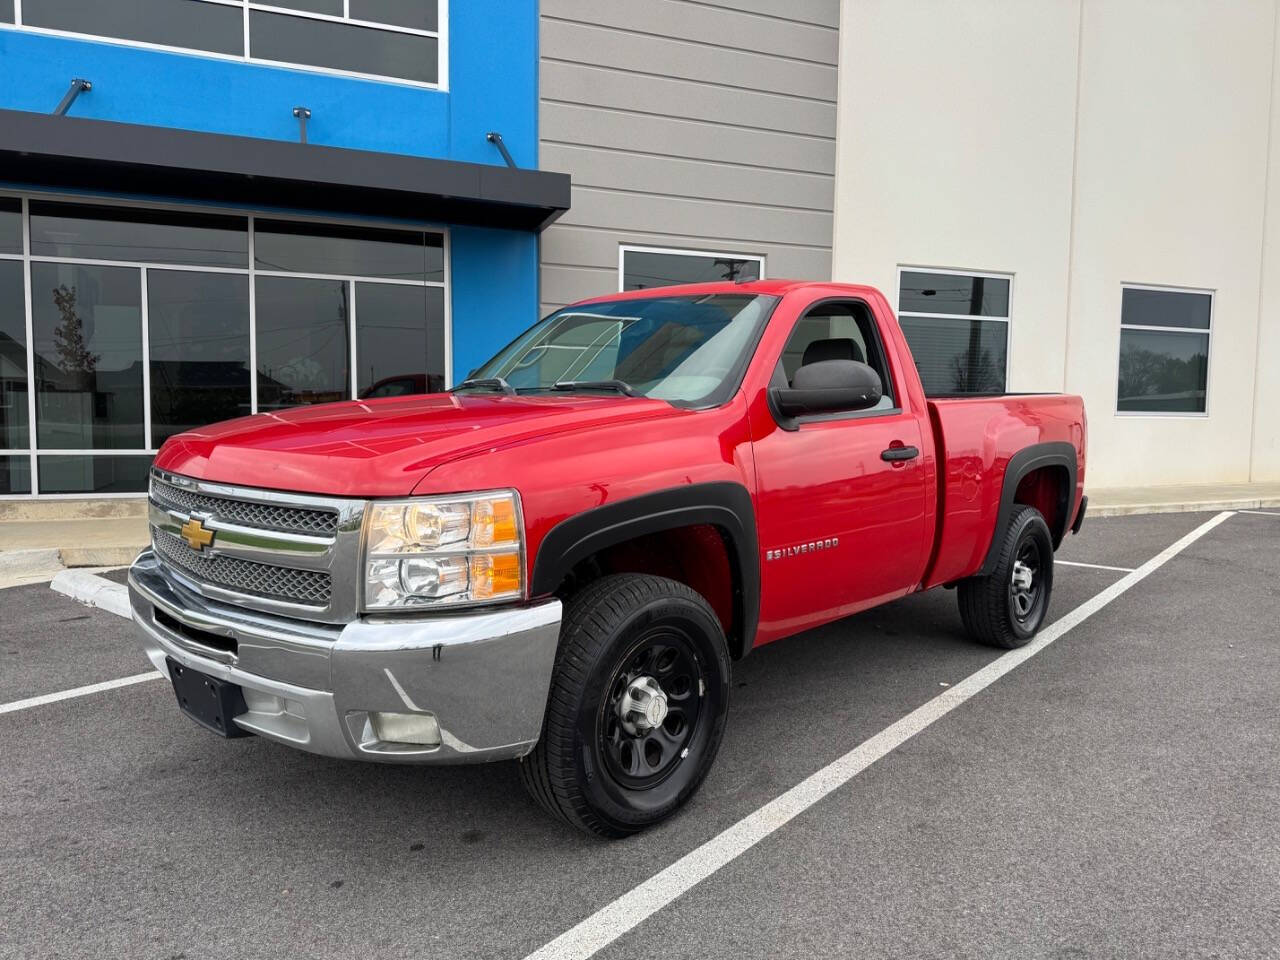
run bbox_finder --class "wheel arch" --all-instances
[977,441,1078,578]
[530,482,760,659]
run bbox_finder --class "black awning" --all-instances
[0,109,570,231]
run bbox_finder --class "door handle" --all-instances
[881,444,919,462]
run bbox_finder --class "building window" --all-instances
[11,0,444,88]
[1117,285,1211,415]
[0,194,448,496]
[620,245,764,291]
[897,268,1010,396]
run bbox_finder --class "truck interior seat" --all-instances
[801,337,865,367]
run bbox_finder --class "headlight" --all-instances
[363,491,523,609]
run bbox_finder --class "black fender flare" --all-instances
[978,441,1078,577]
[530,482,760,659]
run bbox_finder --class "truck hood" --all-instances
[153,393,685,497]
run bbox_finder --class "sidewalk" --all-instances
[1087,481,1280,517]
[0,498,147,586]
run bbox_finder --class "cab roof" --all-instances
[567,279,885,307]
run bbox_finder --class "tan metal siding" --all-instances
[539,0,838,314]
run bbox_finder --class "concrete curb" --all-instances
[50,569,131,619]
[1091,497,1280,518]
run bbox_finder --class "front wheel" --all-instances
[518,574,731,838]
[958,505,1054,649]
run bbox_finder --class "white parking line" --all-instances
[522,510,1235,960]
[1056,559,1136,573]
[0,672,164,716]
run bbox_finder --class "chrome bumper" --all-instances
[128,550,562,764]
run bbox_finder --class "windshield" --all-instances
[468,293,777,407]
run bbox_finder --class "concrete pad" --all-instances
[0,548,64,588]
[0,497,147,522]
[1089,480,1280,516]
[0,516,148,568]
[49,569,132,619]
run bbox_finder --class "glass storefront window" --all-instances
[149,270,252,444]
[255,276,352,411]
[3,197,447,496]
[356,284,446,397]
[32,263,145,450]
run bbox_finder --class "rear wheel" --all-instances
[518,574,731,838]
[958,505,1054,649]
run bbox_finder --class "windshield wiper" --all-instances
[550,379,638,397]
[451,377,517,396]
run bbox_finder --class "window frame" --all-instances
[618,244,766,292]
[895,265,1013,397]
[0,189,451,498]
[1,0,448,91]
[1115,282,1214,419]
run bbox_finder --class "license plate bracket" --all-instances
[167,658,251,738]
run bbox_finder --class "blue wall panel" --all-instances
[450,227,540,382]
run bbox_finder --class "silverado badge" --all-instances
[179,516,215,552]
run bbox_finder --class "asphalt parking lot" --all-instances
[2,510,1277,960]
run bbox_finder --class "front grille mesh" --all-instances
[153,528,332,607]
[151,480,338,535]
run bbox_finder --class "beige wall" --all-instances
[834,0,1280,487]
[1255,5,1280,481]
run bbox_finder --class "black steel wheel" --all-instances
[519,574,731,838]
[958,505,1055,649]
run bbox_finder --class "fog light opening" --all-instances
[369,711,442,747]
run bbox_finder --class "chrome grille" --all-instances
[153,529,332,607]
[150,479,338,535]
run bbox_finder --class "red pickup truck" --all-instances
[129,280,1086,837]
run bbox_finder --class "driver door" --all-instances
[750,300,930,637]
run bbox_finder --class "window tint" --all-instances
[0,456,31,495]
[38,454,151,494]
[0,0,13,24]
[776,302,896,410]
[250,10,438,83]
[254,220,439,281]
[149,271,251,444]
[30,202,248,268]
[900,316,1008,396]
[899,269,1010,396]
[255,276,350,411]
[356,284,446,397]
[622,249,762,290]
[23,0,244,55]
[899,271,1010,317]
[269,0,343,14]
[1120,287,1211,330]
[0,197,19,254]
[1118,287,1211,413]
[351,0,438,31]
[1,261,29,449]
[31,263,144,450]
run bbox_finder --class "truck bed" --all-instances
[922,393,1087,589]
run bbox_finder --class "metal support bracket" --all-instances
[292,106,312,144]
[486,131,517,169]
[54,79,92,116]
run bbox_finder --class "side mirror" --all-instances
[771,359,883,418]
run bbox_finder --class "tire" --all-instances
[958,505,1054,649]
[518,573,731,839]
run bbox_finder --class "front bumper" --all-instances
[128,550,562,764]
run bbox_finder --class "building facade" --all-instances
[2,0,1278,499]
[0,0,566,497]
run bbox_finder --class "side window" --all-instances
[775,302,896,410]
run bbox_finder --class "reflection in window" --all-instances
[1,261,29,449]
[254,220,438,280]
[1117,287,1211,413]
[356,284,446,397]
[255,276,350,411]
[622,247,763,291]
[0,455,31,494]
[149,271,251,444]
[32,263,144,450]
[0,197,20,255]
[250,10,438,84]
[22,0,244,55]
[898,270,1010,396]
[37,454,152,494]
[30,201,248,268]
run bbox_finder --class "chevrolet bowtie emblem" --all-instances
[179,517,215,552]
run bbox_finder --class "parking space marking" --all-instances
[1055,559,1135,573]
[0,671,163,716]
[523,510,1236,960]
